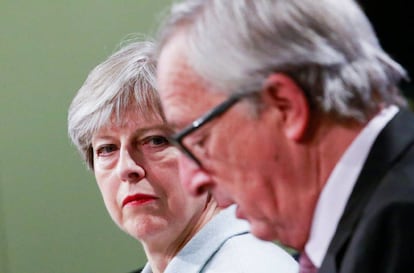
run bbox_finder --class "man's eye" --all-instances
[186,133,207,149]
[96,145,117,156]
[143,135,170,147]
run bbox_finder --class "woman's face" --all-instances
[91,108,208,243]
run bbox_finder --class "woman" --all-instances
[67,40,298,273]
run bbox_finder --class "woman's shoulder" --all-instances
[203,233,299,273]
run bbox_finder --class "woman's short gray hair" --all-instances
[157,0,408,121]
[68,40,163,169]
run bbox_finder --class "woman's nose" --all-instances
[116,149,145,183]
[177,153,213,196]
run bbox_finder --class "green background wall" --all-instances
[0,1,169,272]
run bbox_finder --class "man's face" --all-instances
[157,34,314,248]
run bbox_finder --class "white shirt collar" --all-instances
[305,105,399,267]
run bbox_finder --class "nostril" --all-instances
[128,172,140,180]
[195,184,210,196]
[194,183,211,196]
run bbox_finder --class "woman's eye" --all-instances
[143,135,169,147]
[96,144,117,156]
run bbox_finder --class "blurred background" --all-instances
[358,0,414,100]
[0,1,169,273]
[0,1,412,273]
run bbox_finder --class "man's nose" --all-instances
[177,153,213,196]
[116,149,145,183]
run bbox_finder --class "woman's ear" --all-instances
[261,73,310,141]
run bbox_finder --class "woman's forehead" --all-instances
[108,110,162,130]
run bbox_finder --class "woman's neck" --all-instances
[143,200,220,273]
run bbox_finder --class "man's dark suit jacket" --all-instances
[319,109,414,273]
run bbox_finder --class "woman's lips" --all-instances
[122,194,157,207]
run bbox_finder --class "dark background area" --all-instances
[358,0,413,97]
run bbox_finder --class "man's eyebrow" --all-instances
[171,121,198,133]
[166,122,180,131]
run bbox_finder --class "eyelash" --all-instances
[94,134,170,158]
[96,144,117,156]
[141,135,170,147]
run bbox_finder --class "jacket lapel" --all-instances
[319,109,414,273]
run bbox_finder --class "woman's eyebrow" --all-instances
[133,124,174,135]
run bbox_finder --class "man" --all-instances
[155,0,414,272]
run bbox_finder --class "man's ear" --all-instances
[261,73,310,141]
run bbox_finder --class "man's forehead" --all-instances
[157,35,210,125]
[157,33,230,130]
[157,34,188,80]
[161,89,207,130]
[158,35,204,93]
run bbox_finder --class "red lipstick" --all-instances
[122,194,157,207]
